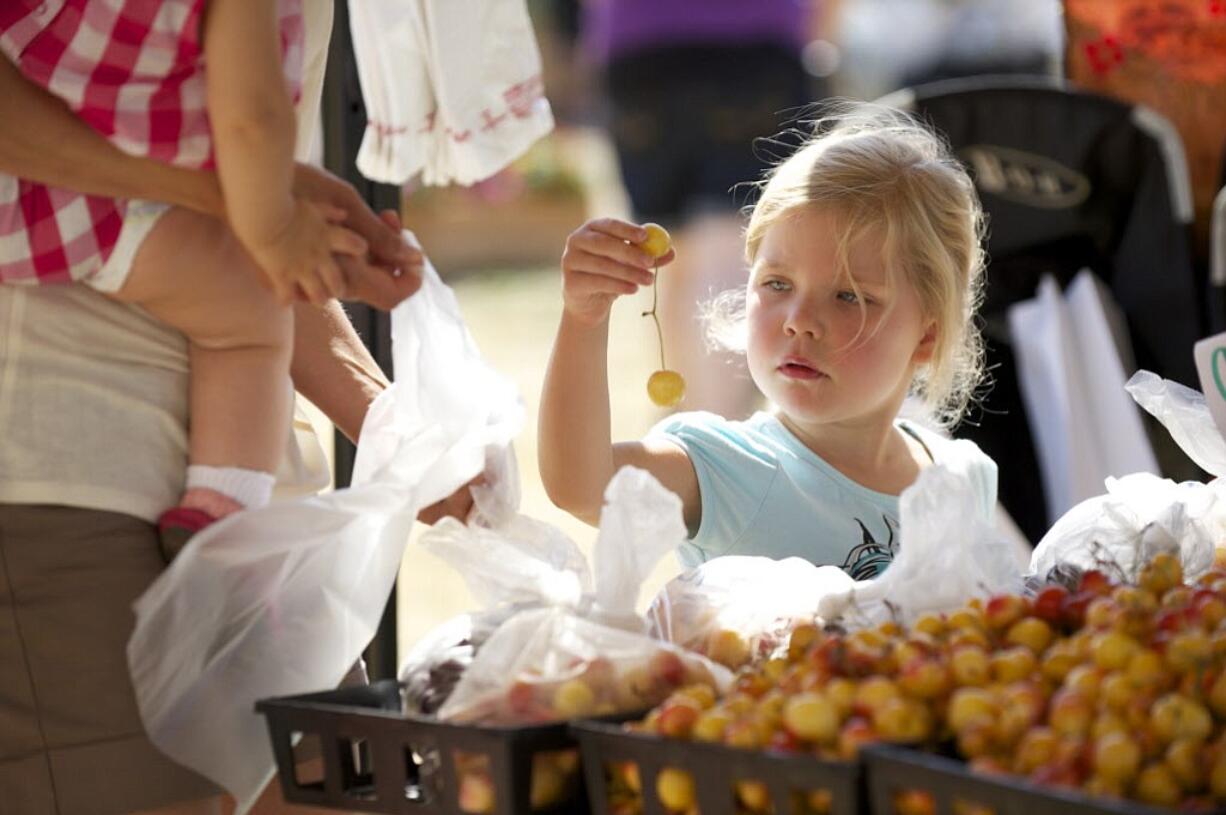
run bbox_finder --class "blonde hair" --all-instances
[707,102,987,427]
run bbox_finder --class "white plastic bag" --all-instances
[407,466,732,725]
[437,608,728,724]
[1127,370,1226,478]
[646,556,851,669]
[400,602,536,716]
[1008,272,1159,525]
[128,256,522,813]
[1027,472,1219,586]
[1027,371,1226,585]
[818,464,1024,627]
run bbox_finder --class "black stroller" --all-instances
[879,75,1211,543]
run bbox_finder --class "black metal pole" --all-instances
[322,0,401,681]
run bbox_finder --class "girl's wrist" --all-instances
[560,307,612,332]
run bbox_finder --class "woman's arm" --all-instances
[291,297,479,525]
[0,53,223,215]
[538,219,700,526]
[290,299,388,444]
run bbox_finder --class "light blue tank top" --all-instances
[649,411,998,579]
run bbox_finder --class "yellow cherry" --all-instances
[647,369,686,407]
[638,223,672,259]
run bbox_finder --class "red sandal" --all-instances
[156,506,218,563]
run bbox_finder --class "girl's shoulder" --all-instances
[897,418,996,471]
[648,410,788,462]
[897,417,999,513]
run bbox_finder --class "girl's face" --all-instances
[745,207,936,432]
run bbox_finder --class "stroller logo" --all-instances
[960,145,1091,210]
[1214,347,1226,401]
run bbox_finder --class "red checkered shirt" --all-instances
[0,0,303,285]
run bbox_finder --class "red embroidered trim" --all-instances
[367,74,546,145]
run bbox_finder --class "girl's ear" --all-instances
[912,319,939,365]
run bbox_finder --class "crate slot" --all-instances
[257,680,602,814]
[291,731,325,789]
[572,720,865,815]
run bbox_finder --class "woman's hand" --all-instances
[338,211,425,310]
[415,477,483,526]
[560,218,674,327]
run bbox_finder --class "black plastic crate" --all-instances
[572,719,865,815]
[256,679,591,815]
[862,743,1225,815]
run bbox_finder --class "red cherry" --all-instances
[768,729,802,754]
[507,681,537,714]
[1034,586,1069,626]
[650,650,687,687]
[1078,570,1112,597]
[1061,591,1093,629]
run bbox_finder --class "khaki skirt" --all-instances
[0,505,220,815]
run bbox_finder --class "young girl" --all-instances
[0,1,417,542]
[539,106,998,578]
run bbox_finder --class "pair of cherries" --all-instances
[637,224,686,408]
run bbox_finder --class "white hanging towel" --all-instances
[1008,270,1159,525]
[349,0,555,186]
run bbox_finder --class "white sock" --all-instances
[186,465,275,509]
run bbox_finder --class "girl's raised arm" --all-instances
[538,219,700,528]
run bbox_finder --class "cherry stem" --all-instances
[646,261,666,370]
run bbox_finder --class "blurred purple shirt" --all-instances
[581,0,812,64]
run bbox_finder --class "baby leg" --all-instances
[110,206,293,517]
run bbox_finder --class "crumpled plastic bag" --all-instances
[127,256,522,813]
[1027,371,1226,585]
[646,556,849,669]
[398,454,593,716]
[437,607,728,724]
[403,466,732,726]
[1126,371,1226,480]
[400,602,536,717]
[817,464,1023,627]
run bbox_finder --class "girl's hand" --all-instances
[291,163,424,277]
[249,199,368,305]
[560,218,674,326]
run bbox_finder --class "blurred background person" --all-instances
[575,0,827,419]
[833,0,1061,100]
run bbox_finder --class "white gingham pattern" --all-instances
[0,0,303,285]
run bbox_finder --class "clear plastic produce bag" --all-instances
[1028,371,1226,586]
[404,466,732,726]
[818,464,1024,627]
[646,556,852,669]
[436,607,727,724]
[127,258,522,812]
